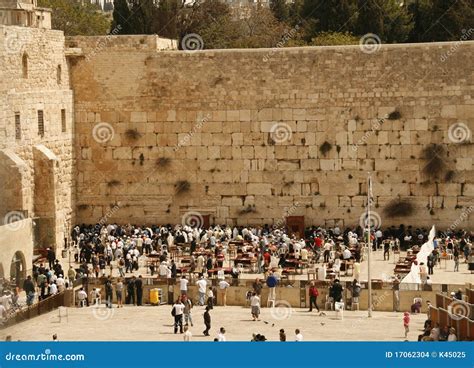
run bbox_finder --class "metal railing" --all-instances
[1,291,67,329]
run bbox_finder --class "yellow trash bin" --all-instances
[150,288,160,305]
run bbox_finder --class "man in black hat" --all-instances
[135,275,143,306]
[203,306,211,336]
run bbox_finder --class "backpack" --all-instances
[171,306,176,317]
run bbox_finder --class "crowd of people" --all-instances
[2,221,472,341]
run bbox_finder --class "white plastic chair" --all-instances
[325,295,334,311]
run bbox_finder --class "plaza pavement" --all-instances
[1,305,427,342]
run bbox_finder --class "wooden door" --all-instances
[286,216,304,238]
[202,214,210,229]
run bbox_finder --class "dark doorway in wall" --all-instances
[286,216,304,238]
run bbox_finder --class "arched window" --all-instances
[22,53,28,78]
[57,64,62,84]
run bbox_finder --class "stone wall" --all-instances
[70,38,473,229]
[0,219,34,283]
[0,25,75,255]
[70,37,474,229]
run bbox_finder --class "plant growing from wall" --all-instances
[107,179,121,187]
[125,128,142,140]
[238,204,257,215]
[175,180,191,195]
[383,199,414,218]
[319,141,332,156]
[387,110,401,120]
[77,204,89,211]
[421,144,446,180]
[444,170,455,182]
[156,157,171,168]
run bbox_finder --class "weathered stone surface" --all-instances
[3,30,472,234]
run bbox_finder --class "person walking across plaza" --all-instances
[266,272,278,305]
[23,275,35,306]
[183,294,193,327]
[454,247,460,272]
[127,277,136,305]
[383,241,390,261]
[196,276,207,306]
[180,275,189,296]
[203,306,211,336]
[250,292,261,321]
[105,277,113,308]
[218,279,230,306]
[172,298,185,334]
[115,278,123,308]
[217,327,226,341]
[403,311,410,338]
[207,286,214,309]
[135,275,143,306]
[308,282,320,312]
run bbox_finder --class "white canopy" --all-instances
[400,225,436,290]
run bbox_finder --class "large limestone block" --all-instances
[440,105,456,118]
[247,183,272,195]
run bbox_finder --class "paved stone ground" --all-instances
[1,305,427,342]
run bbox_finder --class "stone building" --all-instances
[0,23,74,284]
[0,0,51,28]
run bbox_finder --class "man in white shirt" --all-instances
[250,292,261,321]
[56,275,65,292]
[196,255,205,274]
[218,279,230,306]
[300,247,308,261]
[49,282,58,295]
[172,299,185,334]
[217,327,226,341]
[180,276,189,295]
[77,287,87,307]
[295,329,303,341]
[196,276,207,306]
[159,262,169,278]
[323,241,332,263]
[343,248,352,260]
